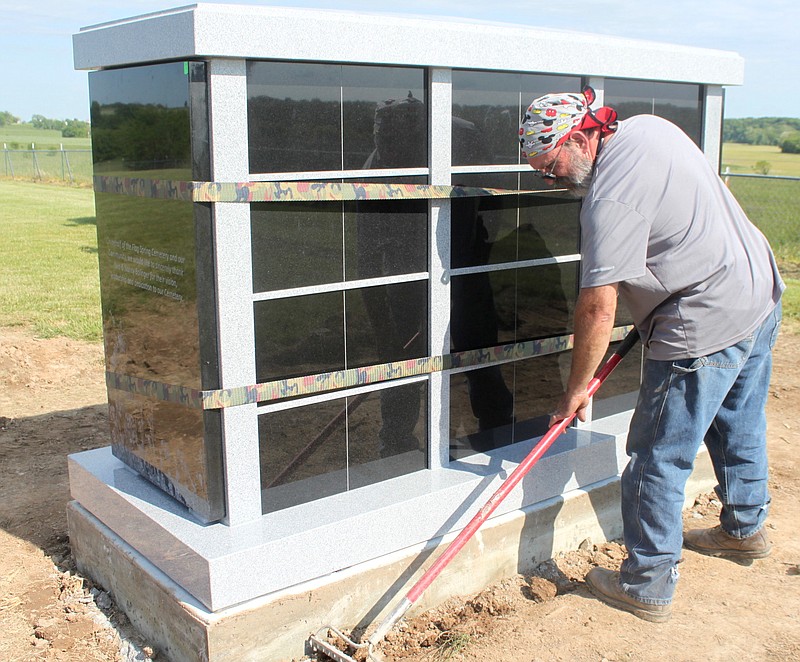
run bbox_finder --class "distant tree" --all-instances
[779,131,800,154]
[0,110,20,126]
[724,117,800,145]
[31,114,66,132]
[29,114,89,138]
[752,160,772,175]
[62,118,90,138]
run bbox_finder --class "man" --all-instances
[519,87,784,622]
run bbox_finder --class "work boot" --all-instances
[683,525,771,560]
[584,567,672,623]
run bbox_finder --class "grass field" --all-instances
[0,124,91,150]
[721,143,800,177]
[0,180,101,340]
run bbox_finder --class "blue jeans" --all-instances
[619,302,782,605]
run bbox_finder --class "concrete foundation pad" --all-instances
[68,449,716,662]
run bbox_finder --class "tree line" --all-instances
[723,117,800,154]
[3,108,800,153]
[0,111,90,138]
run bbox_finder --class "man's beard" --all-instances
[557,149,594,199]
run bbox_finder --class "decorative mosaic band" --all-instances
[93,176,560,203]
[105,326,635,410]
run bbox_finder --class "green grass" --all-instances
[727,176,800,268]
[431,631,472,661]
[783,278,800,324]
[721,143,800,177]
[0,124,90,149]
[0,180,101,340]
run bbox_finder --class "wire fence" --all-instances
[2,145,93,185]
[724,172,800,267]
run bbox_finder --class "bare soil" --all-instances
[1,325,798,662]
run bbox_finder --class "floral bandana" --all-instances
[519,86,617,159]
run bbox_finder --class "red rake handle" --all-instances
[369,329,640,643]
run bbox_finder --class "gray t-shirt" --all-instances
[580,115,784,360]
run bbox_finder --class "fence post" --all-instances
[64,148,75,185]
[31,142,42,180]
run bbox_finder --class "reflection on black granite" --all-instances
[89,62,224,522]
[452,70,581,167]
[260,382,427,513]
[345,199,427,280]
[510,354,569,443]
[247,61,425,173]
[451,173,519,269]
[450,352,570,460]
[259,399,347,511]
[247,61,341,172]
[251,202,343,292]
[89,61,198,177]
[254,292,345,383]
[346,281,428,368]
[254,282,428,383]
[515,263,577,341]
[109,392,224,520]
[349,383,427,485]
[450,364,514,457]
[519,172,581,258]
[448,165,580,456]
[604,79,703,146]
[342,65,426,170]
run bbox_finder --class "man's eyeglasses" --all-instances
[531,143,564,181]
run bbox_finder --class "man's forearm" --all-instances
[567,290,618,394]
[550,284,619,424]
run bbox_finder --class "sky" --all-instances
[1,0,798,122]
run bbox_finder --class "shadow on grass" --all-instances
[65,215,97,227]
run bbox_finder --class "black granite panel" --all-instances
[450,364,515,459]
[452,71,581,167]
[251,202,343,292]
[451,173,519,268]
[89,60,222,521]
[348,383,428,488]
[259,381,427,513]
[247,61,342,173]
[515,262,578,342]
[345,281,428,369]
[247,62,426,174]
[344,198,427,280]
[259,399,348,512]
[342,65,426,170]
[254,292,345,382]
[604,79,703,146]
[89,62,193,178]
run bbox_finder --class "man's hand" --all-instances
[549,388,591,428]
